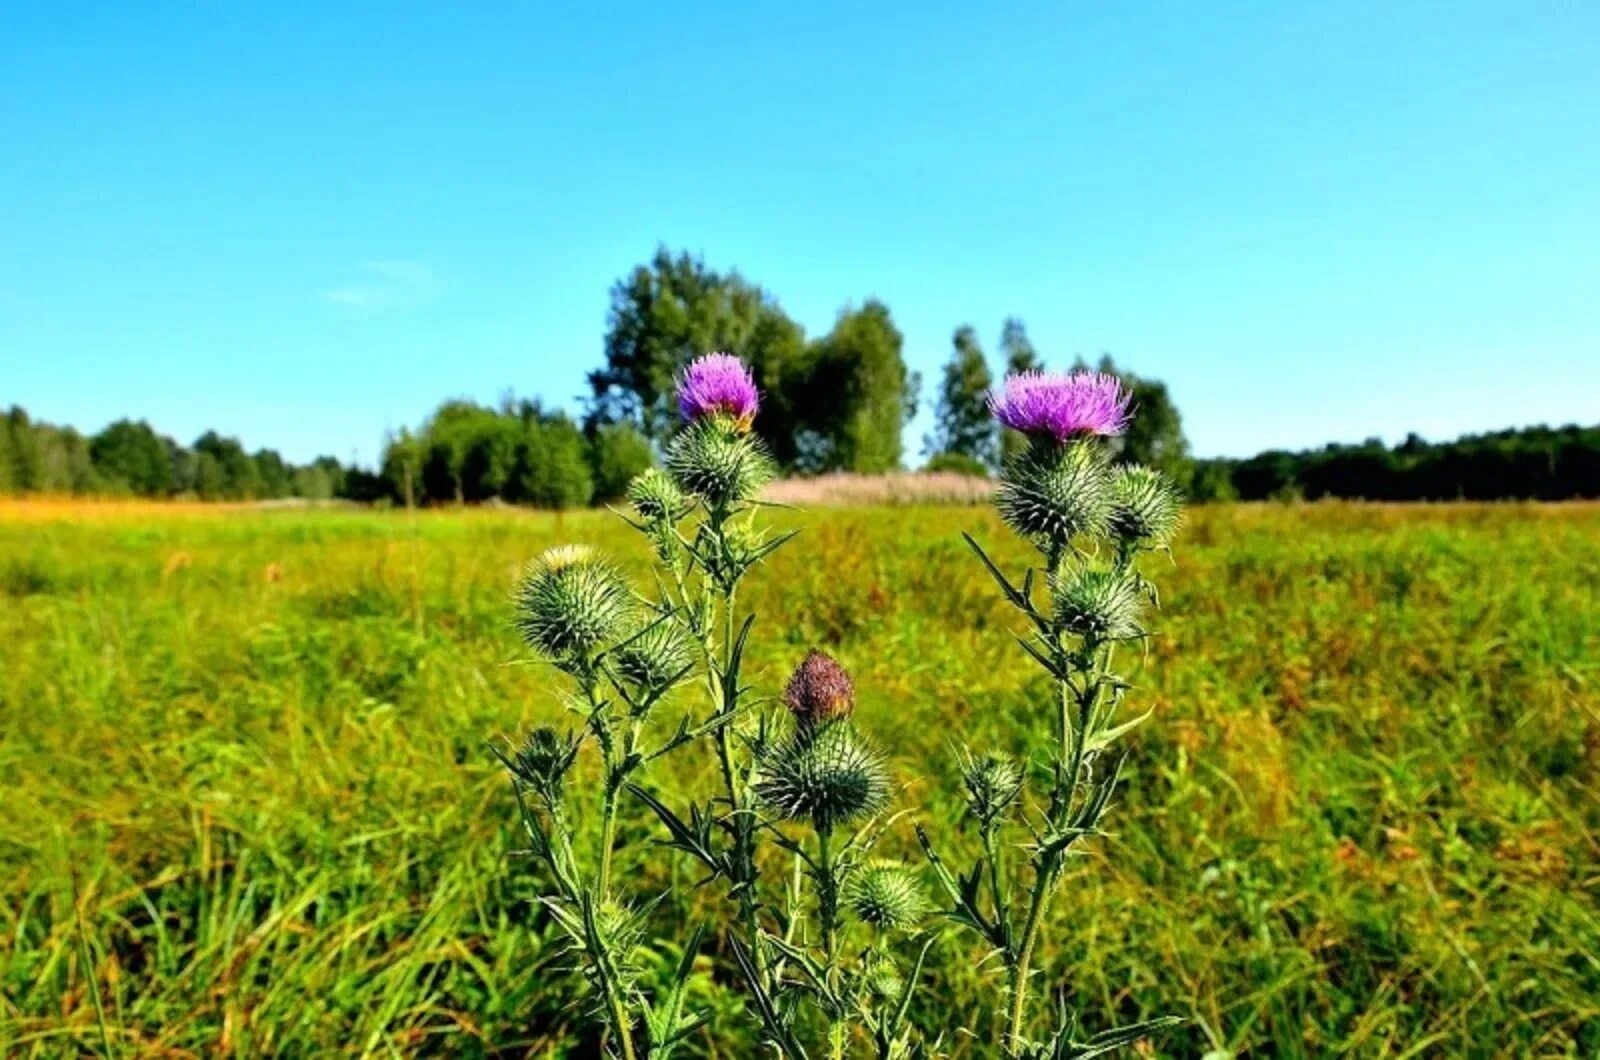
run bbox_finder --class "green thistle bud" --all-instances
[958,748,1024,826]
[862,955,906,1003]
[845,860,927,932]
[665,419,775,509]
[996,439,1114,549]
[506,725,580,802]
[1052,565,1144,642]
[626,467,690,524]
[1109,464,1183,548]
[514,545,633,665]
[611,619,694,700]
[755,722,890,831]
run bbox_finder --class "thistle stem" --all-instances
[607,989,639,1060]
[598,786,619,897]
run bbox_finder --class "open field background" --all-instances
[3,501,1598,1057]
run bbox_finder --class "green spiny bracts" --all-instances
[665,418,775,510]
[755,722,891,831]
[862,955,907,1003]
[958,748,1024,827]
[1051,564,1145,643]
[626,467,690,524]
[1108,464,1183,548]
[845,860,927,932]
[507,725,580,804]
[611,619,694,701]
[514,545,633,666]
[995,439,1113,549]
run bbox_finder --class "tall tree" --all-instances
[589,247,807,459]
[791,300,912,473]
[999,316,1042,375]
[925,325,997,468]
[193,431,262,499]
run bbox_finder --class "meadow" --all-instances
[2,499,1597,1057]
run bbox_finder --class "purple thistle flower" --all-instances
[677,353,760,430]
[988,371,1132,442]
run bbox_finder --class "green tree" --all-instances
[588,422,654,500]
[590,248,808,459]
[5,407,42,491]
[193,431,262,499]
[791,300,912,473]
[458,415,521,502]
[510,414,594,508]
[925,324,997,468]
[380,428,424,507]
[0,413,13,493]
[999,316,1041,375]
[91,420,173,496]
[253,449,293,498]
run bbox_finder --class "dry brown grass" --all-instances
[762,471,994,506]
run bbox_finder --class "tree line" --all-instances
[4,246,1595,505]
[1190,424,1600,502]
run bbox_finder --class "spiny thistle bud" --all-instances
[665,419,776,509]
[862,955,906,1003]
[1052,565,1145,643]
[755,722,890,831]
[626,467,690,524]
[845,860,927,932]
[784,649,855,726]
[1109,464,1183,548]
[611,619,694,700]
[507,725,580,802]
[514,546,633,664]
[996,440,1114,549]
[958,748,1024,827]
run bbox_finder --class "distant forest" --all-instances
[4,248,1597,506]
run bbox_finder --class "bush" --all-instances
[587,423,654,500]
[923,451,990,478]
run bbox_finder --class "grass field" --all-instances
[3,500,1598,1057]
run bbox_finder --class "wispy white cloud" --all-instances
[323,260,439,311]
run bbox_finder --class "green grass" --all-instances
[2,502,1598,1056]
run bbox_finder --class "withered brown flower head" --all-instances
[784,649,855,725]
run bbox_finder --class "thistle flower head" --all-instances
[784,649,855,726]
[611,619,694,701]
[505,725,580,802]
[1109,464,1184,548]
[627,467,690,524]
[1052,565,1145,643]
[845,860,927,932]
[666,419,776,509]
[514,546,633,665]
[996,440,1114,547]
[755,722,890,831]
[989,371,1131,442]
[677,353,760,430]
[958,748,1024,826]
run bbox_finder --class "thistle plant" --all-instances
[736,650,937,1059]
[499,544,714,1059]
[917,370,1185,1057]
[497,357,1180,1058]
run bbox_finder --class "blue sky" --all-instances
[3,3,1597,466]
